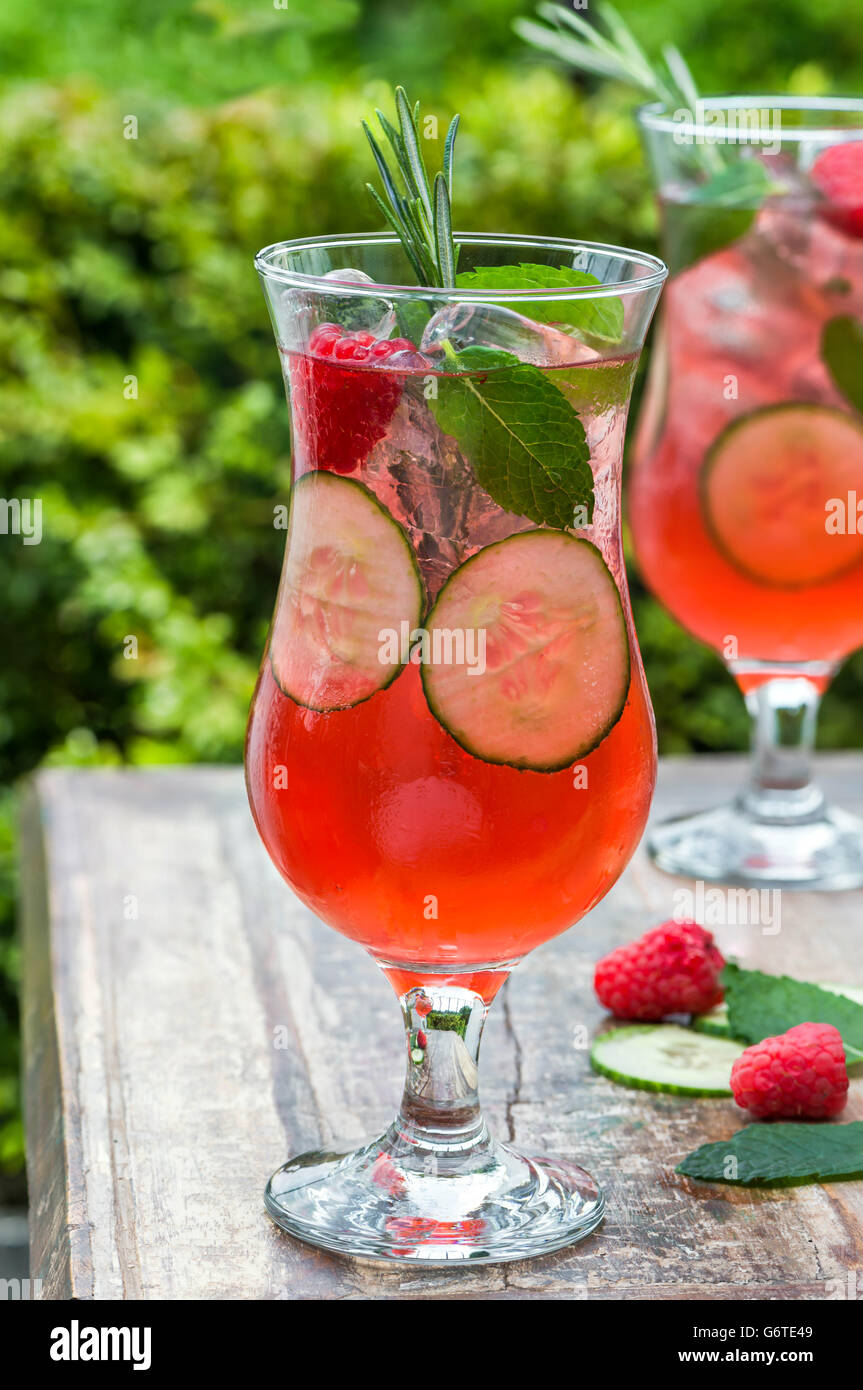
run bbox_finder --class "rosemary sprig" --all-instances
[516,3,728,175]
[515,1,699,112]
[517,3,784,269]
[363,87,460,288]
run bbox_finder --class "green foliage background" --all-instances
[1,0,862,1191]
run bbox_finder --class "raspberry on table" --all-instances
[594,919,725,1021]
[730,1021,849,1119]
[811,142,863,239]
[289,324,423,475]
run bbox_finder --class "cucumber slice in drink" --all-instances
[690,981,863,1040]
[700,403,863,588]
[270,471,423,711]
[591,1024,744,1097]
[420,530,630,772]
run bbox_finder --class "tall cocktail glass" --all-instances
[246,232,665,1263]
[633,98,863,888]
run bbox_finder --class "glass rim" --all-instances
[637,95,863,143]
[254,231,668,302]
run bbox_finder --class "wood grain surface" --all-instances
[20,758,863,1300]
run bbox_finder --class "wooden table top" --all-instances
[19,757,863,1300]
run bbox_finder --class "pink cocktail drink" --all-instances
[246,227,665,1264]
[632,98,863,887]
[247,342,656,999]
[633,185,863,674]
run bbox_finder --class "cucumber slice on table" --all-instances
[691,1003,734,1039]
[270,471,423,711]
[691,981,863,1040]
[700,404,863,588]
[591,1024,745,1097]
[421,530,630,772]
[822,982,863,1007]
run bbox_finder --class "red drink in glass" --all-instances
[247,347,656,997]
[632,196,863,676]
[247,232,665,1263]
[632,98,863,886]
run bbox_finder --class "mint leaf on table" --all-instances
[723,964,863,1063]
[677,1121,863,1186]
[455,263,623,344]
[821,315,863,414]
[427,347,595,528]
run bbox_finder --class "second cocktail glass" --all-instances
[633,98,863,889]
[246,232,665,1263]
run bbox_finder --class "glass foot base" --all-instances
[649,799,863,890]
[265,1134,604,1265]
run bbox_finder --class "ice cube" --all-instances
[320,267,396,340]
[420,301,597,367]
[362,387,531,599]
[383,348,429,371]
[754,204,863,318]
[668,239,817,381]
[323,267,377,285]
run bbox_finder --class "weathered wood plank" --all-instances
[19,784,74,1300]
[20,757,863,1299]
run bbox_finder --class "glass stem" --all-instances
[740,673,827,823]
[387,983,495,1165]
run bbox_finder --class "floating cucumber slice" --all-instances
[590,1024,745,1097]
[700,404,863,588]
[691,981,863,1040]
[270,472,423,711]
[420,530,630,772]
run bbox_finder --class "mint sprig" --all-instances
[428,348,595,528]
[677,1121,863,1186]
[363,87,459,289]
[821,315,863,414]
[723,964,863,1064]
[455,262,624,344]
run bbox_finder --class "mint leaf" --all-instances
[677,1121,863,1186]
[821,315,863,414]
[687,160,774,209]
[666,203,755,274]
[440,345,515,371]
[822,276,853,297]
[395,297,434,345]
[455,262,623,344]
[428,349,594,528]
[668,162,775,272]
[723,964,863,1063]
[554,358,638,414]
